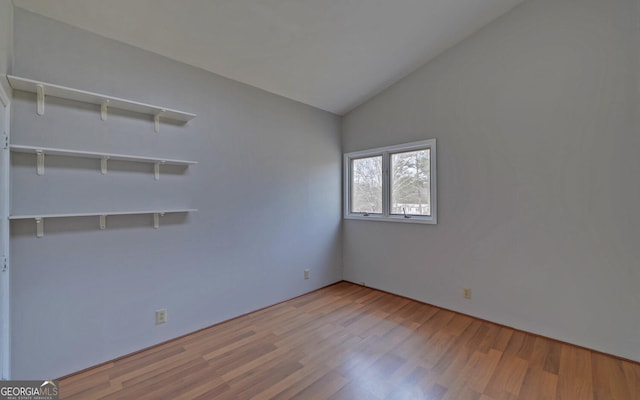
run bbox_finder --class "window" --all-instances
[344,139,436,224]
[350,156,382,214]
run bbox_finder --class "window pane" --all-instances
[391,149,430,216]
[351,156,382,214]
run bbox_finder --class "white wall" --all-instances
[0,0,12,91]
[343,0,640,361]
[10,9,342,379]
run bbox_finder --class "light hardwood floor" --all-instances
[60,282,640,399]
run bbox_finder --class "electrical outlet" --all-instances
[463,288,471,299]
[155,309,167,325]
[304,269,310,280]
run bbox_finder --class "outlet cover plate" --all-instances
[155,309,167,325]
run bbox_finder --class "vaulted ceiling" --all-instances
[13,0,525,114]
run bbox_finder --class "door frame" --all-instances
[0,79,11,379]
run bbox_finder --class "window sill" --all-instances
[344,214,437,225]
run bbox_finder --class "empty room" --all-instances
[0,0,638,399]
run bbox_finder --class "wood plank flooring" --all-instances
[60,282,640,399]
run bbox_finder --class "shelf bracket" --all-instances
[101,99,109,121]
[2,131,8,150]
[36,150,45,176]
[154,161,165,181]
[154,110,165,133]
[2,256,7,273]
[35,217,44,238]
[36,84,45,115]
[99,215,106,230]
[153,212,165,229]
[101,156,109,175]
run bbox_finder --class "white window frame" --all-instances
[344,139,437,225]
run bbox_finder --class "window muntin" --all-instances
[344,139,436,224]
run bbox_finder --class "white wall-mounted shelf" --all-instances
[10,144,197,179]
[6,75,196,132]
[10,208,197,237]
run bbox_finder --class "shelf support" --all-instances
[101,99,109,121]
[35,218,44,238]
[154,110,165,133]
[36,150,45,176]
[99,215,106,230]
[101,156,109,175]
[153,212,165,229]
[154,161,165,181]
[36,84,45,115]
